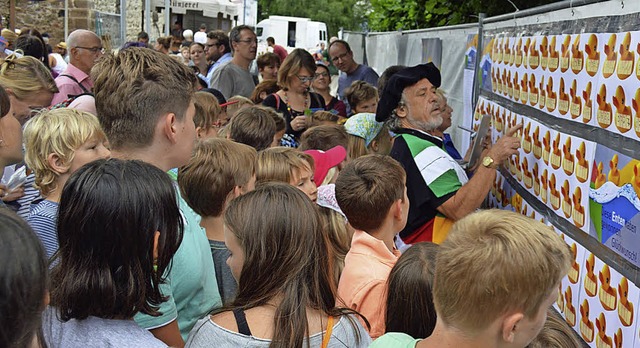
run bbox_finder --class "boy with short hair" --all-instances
[335,154,408,339]
[228,105,277,151]
[178,138,257,304]
[92,47,221,346]
[24,108,110,258]
[298,124,349,152]
[373,209,571,347]
[344,80,378,115]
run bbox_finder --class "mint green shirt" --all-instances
[135,185,222,341]
[369,332,421,348]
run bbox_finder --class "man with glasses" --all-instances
[328,39,379,109]
[50,29,104,106]
[210,25,257,99]
[201,30,232,87]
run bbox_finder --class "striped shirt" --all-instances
[27,199,59,258]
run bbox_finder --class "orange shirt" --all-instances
[337,230,400,339]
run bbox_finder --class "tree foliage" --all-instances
[257,0,364,38]
[367,0,563,32]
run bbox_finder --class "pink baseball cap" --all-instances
[304,145,346,185]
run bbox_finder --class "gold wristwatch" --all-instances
[482,156,495,168]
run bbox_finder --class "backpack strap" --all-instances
[274,93,281,110]
[60,74,90,95]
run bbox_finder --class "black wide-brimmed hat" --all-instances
[375,62,441,122]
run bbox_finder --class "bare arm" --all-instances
[438,124,522,220]
[149,319,185,348]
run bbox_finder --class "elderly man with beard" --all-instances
[376,63,521,245]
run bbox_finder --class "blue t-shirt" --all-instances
[27,199,59,258]
[337,64,379,113]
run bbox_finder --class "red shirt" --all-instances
[272,45,288,62]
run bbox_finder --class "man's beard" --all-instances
[408,113,443,133]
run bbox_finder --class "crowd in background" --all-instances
[0,23,584,348]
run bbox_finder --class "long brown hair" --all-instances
[385,242,439,338]
[223,182,365,347]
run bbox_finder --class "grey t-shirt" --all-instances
[42,307,167,348]
[210,61,256,99]
[209,239,237,304]
[185,314,372,347]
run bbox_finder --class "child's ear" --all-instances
[393,198,404,220]
[369,140,379,153]
[47,153,70,175]
[163,112,179,144]
[501,312,524,343]
[152,230,160,261]
[232,185,242,198]
[195,126,204,139]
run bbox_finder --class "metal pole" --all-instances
[144,0,151,36]
[9,0,15,30]
[64,0,68,40]
[242,0,246,25]
[164,0,170,36]
[471,13,485,115]
[120,0,126,46]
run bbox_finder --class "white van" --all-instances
[256,15,328,52]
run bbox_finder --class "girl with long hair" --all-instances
[42,159,184,347]
[186,183,371,347]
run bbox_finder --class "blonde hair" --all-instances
[194,91,222,131]
[346,124,392,160]
[434,210,571,333]
[23,108,106,197]
[0,53,57,101]
[256,147,314,185]
[226,95,253,119]
[321,167,339,186]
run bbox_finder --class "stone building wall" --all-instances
[0,0,144,46]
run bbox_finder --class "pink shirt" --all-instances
[337,230,400,339]
[50,63,94,106]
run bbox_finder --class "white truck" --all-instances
[255,15,328,52]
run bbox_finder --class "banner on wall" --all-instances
[589,145,640,265]
[421,38,442,70]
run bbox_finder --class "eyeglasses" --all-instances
[315,72,329,78]
[296,75,315,83]
[331,52,349,63]
[205,42,222,48]
[75,46,105,54]
[236,39,258,45]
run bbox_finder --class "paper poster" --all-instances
[589,145,640,266]
[490,32,640,137]
[577,252,639,348]
[554,231,587,333]
[497,111,597,233]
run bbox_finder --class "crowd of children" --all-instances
[0,34,587,348]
